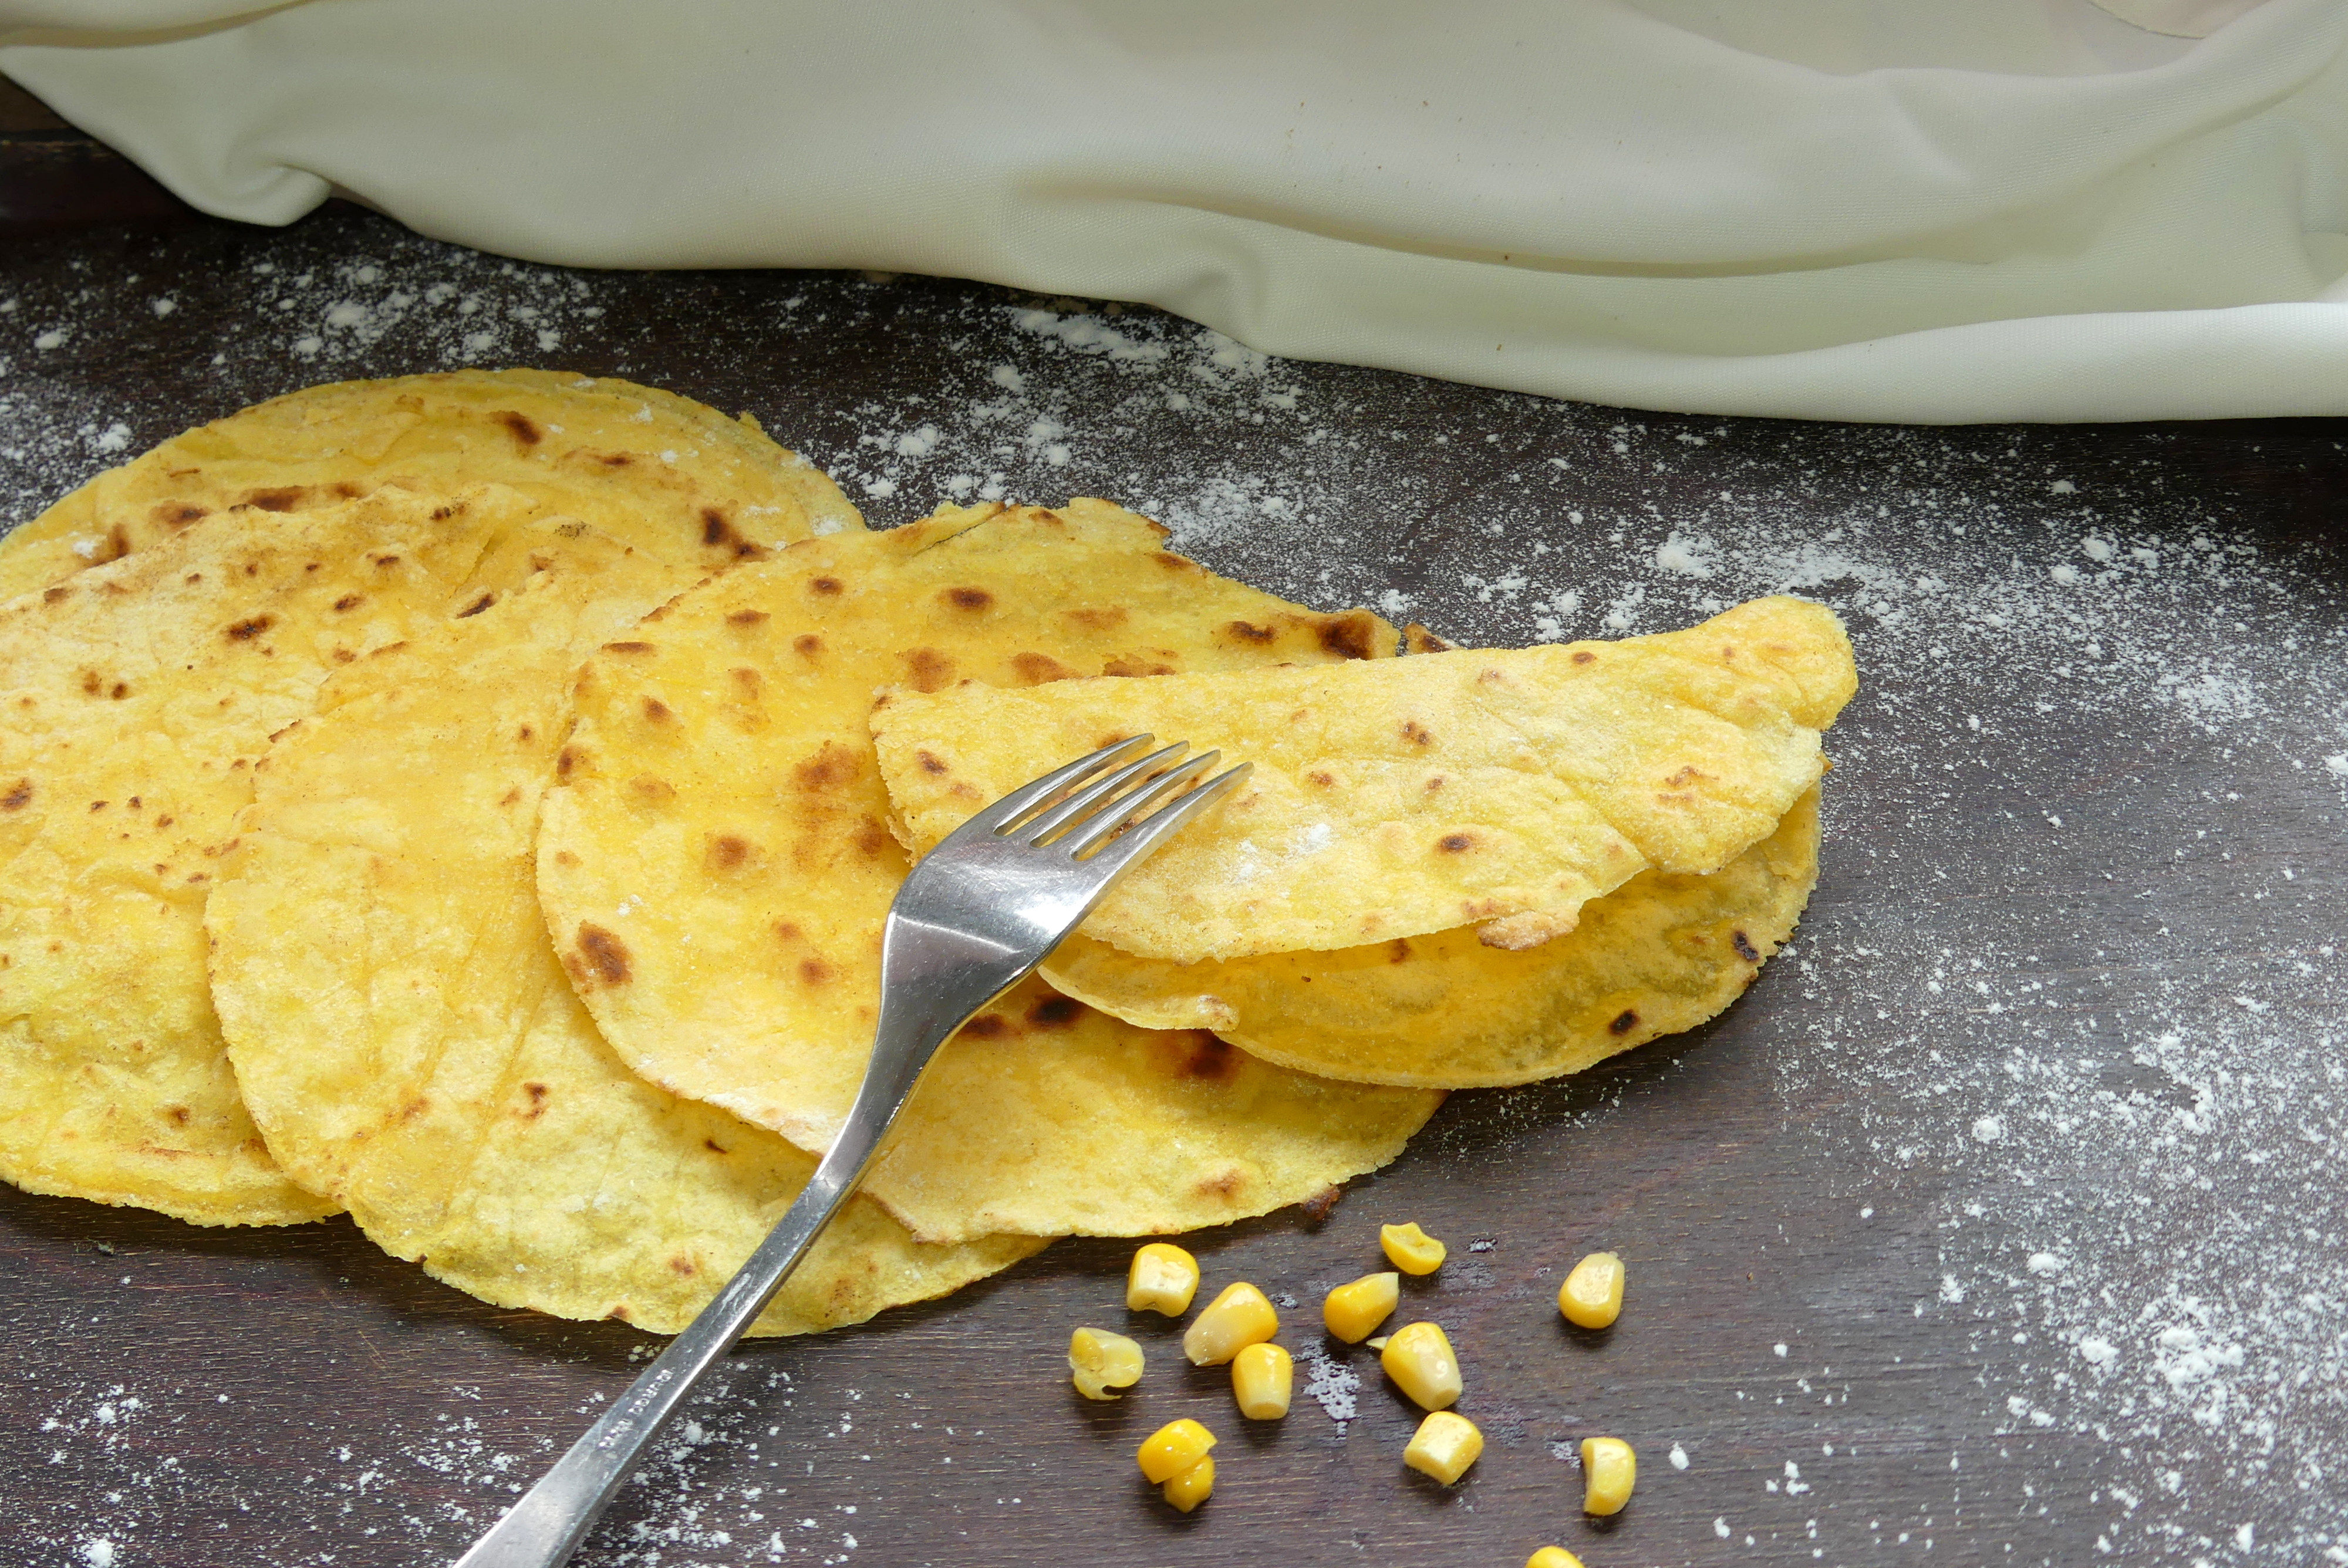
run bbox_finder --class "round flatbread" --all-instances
[209,537,1038,1331]
[537,500,1440,1243]
[0,368,861,601]
[1044,789,1820,1088]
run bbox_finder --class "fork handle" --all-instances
[448,1000,957,1568]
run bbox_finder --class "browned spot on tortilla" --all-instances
[1317,612,1381,660]
[1438,832,1473,853]
[42,585,70,604]
[244,486,305,512]
[809,575,843,596]
[456,592,495,618]
[165,1105,191,1127]
[1011,652,1075,684]
[225,615,275,642]
[598,451,633,468]
[1102,655,1175,677]
[1571,650,1597,666]
[521,1083,549,1119]
[1664,766,1708,787]
[156,503,208,529]
[1477,666,1504,683]
[851,818,893,857]
[1307,770,1335,787]
[498,786,522,807]
[710,835,752,869]
[1180,1034,1240,1081]
[555,746,582,780]
[332,594,362,611]
[905,648,954,692]
[399,1095,431,1122]
[1732,930,1760,962]
[798,957,836,986]
[1067,606,1126,631]
[1389,939,1413,963]
[642,696,673,723]
[943,586,994,612]
[1608,1009,1639,1035]
[793,740,860,791]
[1401,720,1433,747]
[729,667,761,698]
[1298,1184,1344,1223]
[629,776,676,805]
[495,410,542,446]
[373,554,402,569]
[793,633,822,656]
[774,920,803,943]
[602,640,655,655]
[727,608,770,626]
[1196,1168,1246,1198]
[667,1256,697,1277]
[517,725,534,741]
[915,750,949,775]
[1225,620,1276,644]
[576,925,632,984]
[1026,993,1082,1030]
[703,1137,728,1155]
[960,1014,1011,1040]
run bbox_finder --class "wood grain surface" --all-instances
[1,203,2342,1568]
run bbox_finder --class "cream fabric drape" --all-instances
[8,0,2348,422]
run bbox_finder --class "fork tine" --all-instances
[1079,761,1252,881]
[962,734,1155,837]
[1008,740,1190,847]
[1057,748,1218,859]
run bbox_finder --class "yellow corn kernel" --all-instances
[1381,1220,1448,1274]
[1068,1327,1144,1401]
[1160,1453,1216,1512]
[1558,1251,1625,1330]
[1379,1320,1462,1410]
[1126,1242,1201,1316]
[1526,1549,1586,1568]
[1402,1409,1483,1485]
[1581,1436,1636,1516]
[1322,1271,1400,1344]
[1182,1281,1279,1365]
[1137,1418,1217,1484]
[1231,1341,1293,1419]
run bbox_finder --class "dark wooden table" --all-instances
[2,106,2343,1568]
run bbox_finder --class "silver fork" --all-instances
[452,736,1247,1568]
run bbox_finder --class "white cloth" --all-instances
[8,0,2348,423]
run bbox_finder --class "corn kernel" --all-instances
[1182,1280,1279,1365]
[1230,1341,1293,1419]
[1364,1335,1390,1350]
[1322,1271,1400,1343]
[1402,1409,1483,1484]
[1581,1436,1636,1515]
[1068,1327,1144,1401]
[1137,1418,1217,1484]
[1126,1242,1200,1316]
[1160,1453,1215,1512]
[1526,1549,1586,1568]
[1381,1220,1448,1274]
[1558,1251,1625,1330]
[1379,1320,1462,1410]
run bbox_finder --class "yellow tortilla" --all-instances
[1047,790,1820,1088]
[0,368,861,601]
[210,542,1036,1331]
[871,596,1855,963]
[537,500,1438,1243]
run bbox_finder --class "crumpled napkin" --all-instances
[6,0,2346,422]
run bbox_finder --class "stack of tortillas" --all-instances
[0,369,1851,1340]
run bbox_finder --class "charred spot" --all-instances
[1225,619,1276,644]
[90,800,106,812]
[244,485,305,512]
[798,957,836,986]
[225,615,276,642]
[1298,1184,1344,1224]
[521,1083,549,1119]
[157,503,208,528]
[333,481,362,498]
[602,640,655,655]
[701,508,734,547]
[642,696,673,723]
[809,575,843,596]
[1307,770,1335,787]
[1317,613,1380,660]
[1400,720,1434,747]
[1011,652,1075,684]
[495,410,543,446]
[943,586,994,612]
[1438,832,1474,853]
[517,725,534,741]
[960,1014,1011,1040]
[165,1105,191,1127]
[1732,930,1760,963]
[1608,1009,1639,1036]
[793,633,823,657]
[1389,939,1414,963]
[598,452,633,468]
[1026,993,1082,1030]
[555,746,582,780]
[456,592,496,618]
[703,1137,729,1155]
[1571,650,1597,666]
[1180,1034,1240,1082]
[710,835,752,869]
[576,924,632,984]
[905,648,954,692]
[727,608,770,627]
[792,740,861,791]
[373,554,402,569]
[332,594,362,611]
[916,750,949,775]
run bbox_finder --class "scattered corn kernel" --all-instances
[1182,1280,1280,1365]
[1558,1251,1625,1330]
[1126,1242,1201,1316]
[1402,1409,1483,1484]
[1380,1220,1448,1274]
[1160,1452,1215,1512]
[1137,1418,1217,1484]
[1230,1341,1293,1419]
[1581,1436,1636,1515]
[1323,1270,1401,1343]
[1526,1549,1587,1568]
[1068,1326,1144,1401]
[1379,1320,1463,1410]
